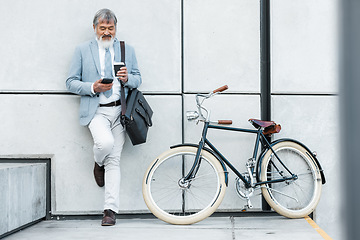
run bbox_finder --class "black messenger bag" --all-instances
[120,87,153,145]
[119,41,153,145]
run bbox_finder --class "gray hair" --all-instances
[93,9,117,27]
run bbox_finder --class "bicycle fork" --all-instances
[183,122,210,183]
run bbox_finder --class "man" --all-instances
[66,8,141,226]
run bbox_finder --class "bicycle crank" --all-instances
[235,177,254,209]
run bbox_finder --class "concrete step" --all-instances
[0,163,47,237]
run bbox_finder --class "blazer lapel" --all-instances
[90,39,101,76]
[114,38,121,62]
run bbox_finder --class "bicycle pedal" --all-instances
[246,199,253,209]
[242,204,253,210]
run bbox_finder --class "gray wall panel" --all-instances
[271,0,339,94]
[272,96,341,239]
[184,0,260,93]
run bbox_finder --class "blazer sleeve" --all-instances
[123,44,142,89]
[66,46,96,96]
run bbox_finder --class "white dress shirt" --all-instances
[92,38,121,104]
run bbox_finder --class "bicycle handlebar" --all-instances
[193,84,229,122]
[213,85,228,93]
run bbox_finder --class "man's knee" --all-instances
[94,138,114,154]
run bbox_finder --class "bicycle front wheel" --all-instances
[260,141,322,218]
[142,146,226,225]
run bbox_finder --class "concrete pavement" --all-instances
[3,215,333,240]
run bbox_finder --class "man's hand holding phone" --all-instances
[101,78,113,84]
[93,79,113,93]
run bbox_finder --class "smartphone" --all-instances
[101,78,113,84]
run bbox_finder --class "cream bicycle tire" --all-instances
[260,141,322,218]
[143,146,226,225]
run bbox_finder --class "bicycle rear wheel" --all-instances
[142,146,226,225]
[260,141,322,218]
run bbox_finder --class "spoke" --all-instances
[152,187,182,204]
[189,171,218,181]
[262,186,299,203]
[296,172,313,177]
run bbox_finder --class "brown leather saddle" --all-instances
[249,119,281,136]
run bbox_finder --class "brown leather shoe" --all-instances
[101,209,116,226]
[93,163,105,187]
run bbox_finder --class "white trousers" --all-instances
[88,105,125,212]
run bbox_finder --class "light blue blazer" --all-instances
[66,38,142,126]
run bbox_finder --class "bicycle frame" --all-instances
[142,86,327,225]
[183,121,297,189]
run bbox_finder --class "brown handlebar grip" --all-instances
[218,120,232,125]
[213,85,228,93]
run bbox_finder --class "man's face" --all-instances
[94,18,116,42]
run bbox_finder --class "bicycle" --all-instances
[142,85,326,225]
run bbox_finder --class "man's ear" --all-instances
[93,24,95,31]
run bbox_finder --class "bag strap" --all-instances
[119,41,126,116]
[120,41,125,62]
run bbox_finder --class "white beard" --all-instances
[98,35,114,49]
